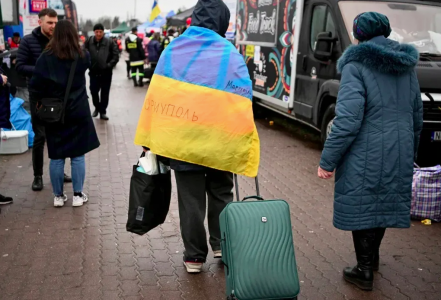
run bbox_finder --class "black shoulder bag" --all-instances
[36,57,78,124]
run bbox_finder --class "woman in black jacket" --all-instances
[30,20,100,208]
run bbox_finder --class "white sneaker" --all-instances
[72,193,88,207]
[184,261,203,273]
[54,193,68,207]
[213,250,222,258]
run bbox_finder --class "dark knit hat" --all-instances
[93,23,104,31]
[353,12,392,42]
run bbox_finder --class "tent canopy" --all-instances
[138,11,175,33]
[166,11,176,18]
[138,17,165,32]
[149,16,166,28]
[167,6,195,26]
[137,21,151,33]
[111,23,130,34]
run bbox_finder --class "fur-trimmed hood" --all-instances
[337,36,419,75]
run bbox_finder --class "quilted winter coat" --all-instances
[320,36,424,231]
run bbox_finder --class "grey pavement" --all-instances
[0,62,440,300]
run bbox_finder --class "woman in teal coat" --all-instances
[318,12,423,291]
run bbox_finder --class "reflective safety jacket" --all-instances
[125,34,146,66]
[161,35,174,52]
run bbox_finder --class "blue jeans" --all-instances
[50,156,85,196]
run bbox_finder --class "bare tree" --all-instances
[97,16,112,30]
[83,19,94,34]
[112,17,120,29]
[177,6,187,14]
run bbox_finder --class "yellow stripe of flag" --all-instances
[150,1,161,22]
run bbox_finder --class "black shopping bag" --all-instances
[126,155,172,235]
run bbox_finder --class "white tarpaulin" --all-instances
[223,0,237,40]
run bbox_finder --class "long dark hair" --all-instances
[46,20,83,60]
[153,32,161,41]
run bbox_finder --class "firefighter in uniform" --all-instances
[126,27,146,87]
[161,28,175,52]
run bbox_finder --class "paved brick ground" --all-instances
[0,65,440,300]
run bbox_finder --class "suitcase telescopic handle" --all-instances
[242,195,264,201]
[233,174,262,202]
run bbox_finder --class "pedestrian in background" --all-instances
[16,8,72,191]
[181,18,192,35]
[30,20,100,208]
[147,33,161,64]
[161,28,175,52]
[8,38,29,113]
[125,59,131,79]
[85,24,119,121]
[116,37,123,54]
[143,31,153,60]
[9,33,21,49]
[126,27,146,87]
[0,69,13,206]
[318,12,423,291]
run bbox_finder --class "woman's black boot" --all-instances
[344,229,375,291]
[373,228,386,271]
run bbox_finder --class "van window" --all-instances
[311,5,336,50]
[436,14,441,33]
[339,1,441,54]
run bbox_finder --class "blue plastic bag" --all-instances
[3,95,35,147]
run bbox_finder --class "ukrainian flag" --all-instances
[149,0,161,22]
[134,26,260,177]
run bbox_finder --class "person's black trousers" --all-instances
[174,169,234,262]
[352,228,386,269]
[90,72,113,115]
[30,99,46,177]
[126,60,131,78]
[131,65,144,85]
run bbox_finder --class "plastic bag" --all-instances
[139,151,158,175]
[3,96,35,147]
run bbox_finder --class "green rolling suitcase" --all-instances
[220,175,300,300]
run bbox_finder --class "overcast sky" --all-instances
[74,0,198,22]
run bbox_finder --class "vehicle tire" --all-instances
[252,101,267,119]
[320,103,336,146]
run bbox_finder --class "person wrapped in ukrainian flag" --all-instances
[134,0,260,273]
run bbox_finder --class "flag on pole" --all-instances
[149,0,161,22]
[134,26,260,177]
